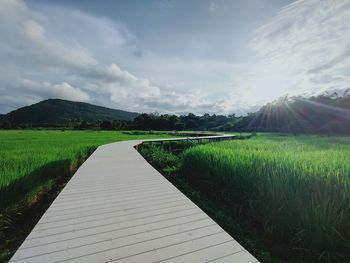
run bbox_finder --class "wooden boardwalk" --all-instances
[10,135,258,263]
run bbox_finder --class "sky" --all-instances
[1,0,350,115]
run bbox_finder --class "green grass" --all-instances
[182,134,350,262]
[0,130,173,262]
[140,139,281,263]
[0,130,173,208]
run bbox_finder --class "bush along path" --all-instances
[140,134,350,263]
[139,137,284,263]
[181,134,350,263]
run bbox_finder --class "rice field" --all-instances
[0,130,172,209]
[182,134,350,262]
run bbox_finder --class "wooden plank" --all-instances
[10,136,258,263]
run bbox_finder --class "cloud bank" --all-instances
[0,0,160,113]
[243,0,350,100]
[1,0,350,115]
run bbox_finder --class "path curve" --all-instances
[10,135,258,263]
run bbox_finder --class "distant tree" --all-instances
[180,113,201,129]
[79,120,89,130]
[0,121,12,129]
[112,120,126,130]
[127,92,350,134]
[100,120,114,130]
[228,113,236,120]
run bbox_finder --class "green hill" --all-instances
[238,95,350,134]
[1,99,139,126]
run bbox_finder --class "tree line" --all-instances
[1,92,350,134]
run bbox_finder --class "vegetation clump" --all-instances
[181,134,350,262]
[139,137,280,263]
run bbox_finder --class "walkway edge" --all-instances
[10,134,258,263]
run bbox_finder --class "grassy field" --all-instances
[181,134,350,262]
[3,131,350,262]
[0,130,173,208]
[0,130,173,261]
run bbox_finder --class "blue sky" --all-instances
[1,0,349,115]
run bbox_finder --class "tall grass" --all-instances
[0,130,173,262]
[182,134,350,262]
[0,130,172,209]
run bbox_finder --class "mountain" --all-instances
[237,95,350,134]
[1,99,139,126]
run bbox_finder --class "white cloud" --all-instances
[0,0,96,72]
[17,79,89,101]
[209,2,216,12]
[0,0,160,113]
[86,64,161,110]
[22,19,96,69]
[1,0,349,116]
[241,0,350,100]
[105,64,160,98]
[142,90,258,115]
[147,0,350,114]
